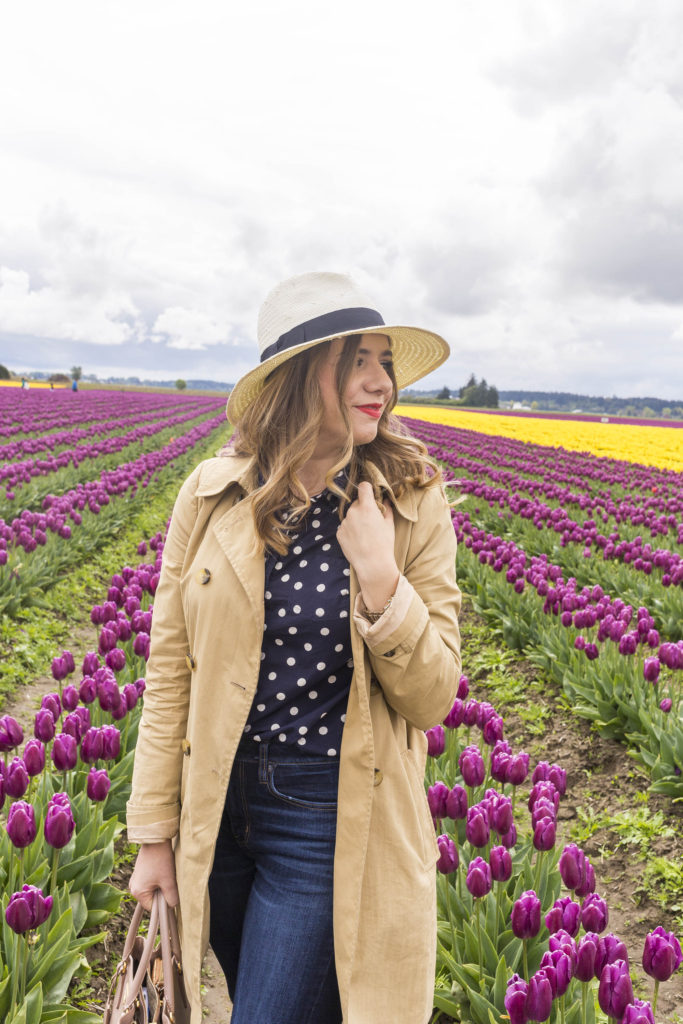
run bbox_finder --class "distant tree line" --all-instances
[498,390,683,418]
[433,374,499,408]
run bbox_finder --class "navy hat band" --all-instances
[260,307,385,363]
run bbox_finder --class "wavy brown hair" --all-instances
[231,334,441,554]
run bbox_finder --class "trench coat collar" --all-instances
[193,453,418,522]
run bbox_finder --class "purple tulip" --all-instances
[101,725,121,761]
[596,933,629,976]
[23,739,45,777]
[443,698,464,729]
[51,733,78,771]
[457,674,469,699]
[575,932,600,982]
[459,745,486,788]
[41,693,62,721]
[525,970,553,1022]
[642,925,682,982]
[545,896,581,938]
[621,999,656,1024]
[436,834,458,874]
[500,823,517,848]
[585,642,599,660]
[61,685,79,712]
[489,845,512,882]
[548,928,577,962]
[445,784,468,820]
[79,675,97,704]
[44,794,75,848]
[80,727,104,763]
[581,892,609,933]
[465,856,491,898]
[528,780,559,813]
[87,767,111,802]
[428,782,449,820]
[0,715,24,752]
[465,804,490,848]
[96,669,122,713]
[5,885,53,933]
[463,699,480,727]
[133,632,151,660]
[82,651,100,676]
[575,858,596,897]
[33,708,56,744]
[643,657,660,683]
[659,698,672,713]
[425,725,445,757]
[106,647,127,672]
[504,974,529,1024]
[7,801,37,848]
[511,890,542,940]
[598,959,634,1020]
[98,627,118,655]
[51,656,68,681]
[482,714,504,745]
[134,677,146,697]
[61,650,75,674]
[506,751,530,786]
[123,683,139,710]
[539,948,573,998]
[531,761,567,796]
[5,757,29,798]
[558,843,586,891]
[533,816,556,852]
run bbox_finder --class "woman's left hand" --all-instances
[337,481,400,611]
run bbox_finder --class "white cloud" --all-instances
[152,307,228,350]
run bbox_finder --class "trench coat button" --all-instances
[196,568,211,585]
[384,649,397,658]
[181,739,191,756]
[185,653,196,671]
[373,769,383,786]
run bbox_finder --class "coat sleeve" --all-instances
[126,464,203,842]
[352,484,461,730]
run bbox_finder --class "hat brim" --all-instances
[226,324,450,424]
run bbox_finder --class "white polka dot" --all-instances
[322,543,331,551]
[304,642,312,651]
[343,568,350,576]
[340,610,348,618]
[315,534,323,541]
[243,724,251,732]
[316,583,326,592]
[268,672,277,681]
[321,562,329,572]
[260,652,266,660]
[271,723,280,730]
[319,726,328,735]
[341,588,349,596]
[290,707,299,715]
[278,608,286,617]
[312,519,320,528]
[309,690,318,699]
[300,559,308,568]
[275,638,284,646]
[327,749,337,756]
[321,712,327,718]
[298,737,306,745]
[341,714,346,722]
[275,562,283,570]
[317,662,326,671]
[254,735,261,742]
[297,677,306,687]
[294,581,303,590]
[316,608,325,617]
[346,659,354,668]
[279,733,287,742]
[281,574,290,582]
[287,657,296,666]
[293,546,302,555]
[288,626,297,634]
[299,726,308,734]
[320,627,330,636]
[265,590,272,599]
[335,644,343,652]
[293,604,301,613]
[313,508,321,515]
[328,675,337,684]
[276,692,285,700]
[257,703,266,711]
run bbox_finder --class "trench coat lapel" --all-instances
[211,495,265,617]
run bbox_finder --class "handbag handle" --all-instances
[116,891,181,1011]
[158,893,181,1017]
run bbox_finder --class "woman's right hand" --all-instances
[129,840,179,910]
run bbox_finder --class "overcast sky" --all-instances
[1,0,682,398]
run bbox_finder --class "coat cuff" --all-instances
[125,803,180,843]
[353,574,414,648]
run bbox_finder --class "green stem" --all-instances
[476,901,484,980]
[559,993,566,1024]
[652,978,660,1015]
[445,872,457,954]
[19,933,29,1004]
[522,938,528,982]
[533,849,543,894]
[495,881,503,940]
[18,848,25,891]
[581,982,587,1024]
[50,845,60,896]
[9,932,20,1017]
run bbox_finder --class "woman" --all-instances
[127,271,462,1024]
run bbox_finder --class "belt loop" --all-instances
[258,741,268,782]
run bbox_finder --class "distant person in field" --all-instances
[71,379,78,391]
[127,272,462,1024]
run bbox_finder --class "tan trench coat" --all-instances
[127,453,461,1024]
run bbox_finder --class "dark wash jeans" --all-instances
[208,739,343,1024]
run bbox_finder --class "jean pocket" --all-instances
[267,761,339,809]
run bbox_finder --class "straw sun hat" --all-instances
[226,272,450,424]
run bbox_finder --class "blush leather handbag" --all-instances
[103,891,190,1024]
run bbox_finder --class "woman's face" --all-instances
[316,333,394,450]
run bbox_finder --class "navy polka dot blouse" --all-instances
[243,477,353,757]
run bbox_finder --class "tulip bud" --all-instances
[598,959,634,1020]
[558,843,585,891]
[0,714,24,752]
[465,856,491,898]
[425,725,445,757]
[82,651,101,676]
[533,816,556,852]
[23,739,45,777]
[87,767,111,802]
[5,885,53,933]
[41,693,62,721]
[133,633,150,660]
[643,657,660,683]
[499,822,517,848]
[581,892,609,934]
[456,674,469,699]
[34,707,56,743]
[428,782,449,820]
[436,834,458,874]
[506,751,530,786]
[466,804,490,848]
[596,933,629,976]
[98,627,118,655]
[659,697,672,713]
[459,745,485,788]
[511,890,542,940]
[575,932,600,982]
[443,698,464,729]
[61,650,75,674]
[44,794,75,848]
[134,677,146,697]
[504,974,528,1024]
[5,757,29,798]
[575,858,596,897]
[61,684,79,712]
[642,925,682,982]
[105,647,127,672]
[525,969,553,1022]
[539,948,573,998]
[444,784,467,820]
[51,733,78,771]
[51,656,68,681]
[101,725,121,761]
[621,999,656,1024]
[7,801,37,848]
[545,896,580,938]
[489,845,512,883]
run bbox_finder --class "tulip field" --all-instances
[0,388,681,1023]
